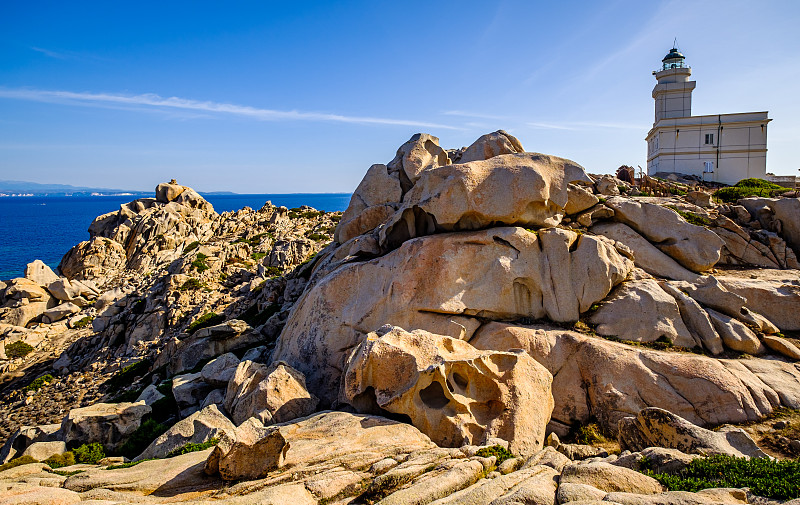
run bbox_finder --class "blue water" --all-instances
[0,193,351,281]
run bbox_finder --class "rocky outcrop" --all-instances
[342,326,553,456]
[224,360,318,426]
[275,226,630,403]
[618,407,767,458]
[61,402,151,451]
[135,404,234,461]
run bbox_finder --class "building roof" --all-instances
[662,47,685,62]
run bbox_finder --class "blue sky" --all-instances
[1,0,798,193]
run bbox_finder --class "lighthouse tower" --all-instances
[652,47,695,122]
[645,46,770,184]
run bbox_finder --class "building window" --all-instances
[704,133,714,145]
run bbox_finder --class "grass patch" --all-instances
[714,178,791,203]
[43,452,75,469]
[184,241,200,253]
[167,438,219,457]
[305,232,328,241]
[476,445,513,465]
[179,278,205,291]
[72,315,94,329]
[117,418,168,460]
[73,443,105,465]
[107,360,151,392]
[0,455,37,472]
[666,206,711,227]
[642,454,800,500]
[5,340,34,359]
[24,374,54,393]
[46,468,84,476]
[187,312,225,334]
[190,253,210,273]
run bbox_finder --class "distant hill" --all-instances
[0,180,149,197]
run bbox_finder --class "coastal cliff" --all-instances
[1,132,800,504]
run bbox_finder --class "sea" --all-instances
[0,193,351,281]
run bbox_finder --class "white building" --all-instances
[645,47,771,185]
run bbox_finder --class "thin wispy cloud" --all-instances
[31,47,68,59]
[526,120,647,131]
[0,88,459,130]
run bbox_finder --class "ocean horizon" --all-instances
[0,193,351,281]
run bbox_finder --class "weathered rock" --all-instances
[0,424,61,464]
[207,411,436,481]
[706,308,766,355]
[592,222,699,282]
[155,180,186,203]
[23,260,59,287]
[58,237,127,282]
[686,190,713,207]
[1,301,51,327]
[458,129,525,164]
[378,458,487,505]
[565,183,600,215]
[0,485,81,505]
[192,319,250,340]
[61,402,151,451]
[557,482,608,503]
[343,326,554,457]
[172,372,214,418]
[595,174,622,196]
[561,461,662,494]
[275,227,630,403]
[576,204,614,227]
[46,278,83,302]
[605,197,724,272]
[200,352,240,387]
[438,464,558,505]
[589,279,697,348]
[135,405,234,461]
[386,133,450,187]
[135,385,165,406]
[523,445,571,472]
[335,163,401,243]
[20,441,67,461]
[717,271,800,331]
[763,335,800,360]
[380,153,593,249]
[618,407,767,458]
[471,323,795,432]
[224,360,318,426]
[42,302,81,324]
[613,447,697,474]
[659,282,723,354]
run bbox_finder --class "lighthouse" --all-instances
[645,46,771,185]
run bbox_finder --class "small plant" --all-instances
[305,231,328,241]
[46,468,84,476]
[106,458,155,470]
[475,445,513,465]
[0,455,37,472]
[666,206,711,227]
[238,302,280,328]
[187,312,225,334]
[117,418,168,459]
[251,251,267,261]
[190,253,210,273]
[24,374,54,393]
[179,278,205,291]
[5,340,34,359]
[184,241,200,253]
[166,438,219,457]
[642,454,800,499]
[43,452,75,469]
[264,266,281,276]
[72,315,94,329]
[72,443,105,465]
[575,423,607,445]
[106,360,151,392]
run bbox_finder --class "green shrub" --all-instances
[110,388,144,403]
[179,278,205,291]
[0,455,37,472]
[5,341,34,359]
[239,302,280,328]
[117,418,168,459]
[106,458,155,470]
[305,232,327,241]
[187,312,225,334]
[72,316,94,329]
[43,452,75,469]
[24,374,54,393]
[666,206,711,227]
[575,423,607,445]
[190,253,210,273]
[714,179,791,203]
[643,454,800,499]
[251,251,267,261]
[106,360,151,391]
[475,445,513,465]
[73,443,105,465]
[184,241,200,253]
[47,468,83,476]
[264,266,281,277]
[166,438,219,457]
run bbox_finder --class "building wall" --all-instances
[646,112,769,185]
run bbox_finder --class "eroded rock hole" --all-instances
[452,372,469,390]
[419,380,450,409]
